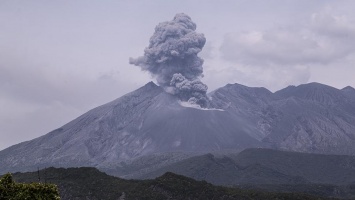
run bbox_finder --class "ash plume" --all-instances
[129,13,208,107]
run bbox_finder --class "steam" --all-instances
[129,13,208,107]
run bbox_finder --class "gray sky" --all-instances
[1,0,355,150]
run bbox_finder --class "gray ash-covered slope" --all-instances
[268,83,355,154]
[0,82,264,174]
[210,82,355,155]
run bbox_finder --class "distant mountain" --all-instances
[1,82,355,174]
[11,167,334,200]
[210,82,355,154]
[342,86,355,100]
[274,82,345,105]
[268,83,355,154]
[133,148,355,186]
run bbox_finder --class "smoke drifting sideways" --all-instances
[129,13,209,107]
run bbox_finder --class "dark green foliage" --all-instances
[239,183,355,200]
[11,167,333,200]
[0,173,60,200]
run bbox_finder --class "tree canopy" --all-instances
[0,173,60,200]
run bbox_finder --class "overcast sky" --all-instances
[1,0,355,150]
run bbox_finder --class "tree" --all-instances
[0,173,60,200]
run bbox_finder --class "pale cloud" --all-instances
[215,10,355,91]
[204,65,310,92]
[311,11,355,38]
[220,12,355,66]
[220,30,319,65]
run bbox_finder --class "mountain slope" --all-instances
[134,152,310,186]
[133,148,355,186]
[267,83,355,154]
[210,82,355,155]
[342,86,355,100]
[0,82,265,174]
[0,82,164,173]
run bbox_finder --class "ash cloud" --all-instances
[129,13,208,107]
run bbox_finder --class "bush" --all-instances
[0,173,60,200]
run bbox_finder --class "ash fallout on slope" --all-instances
[129,13,209,107]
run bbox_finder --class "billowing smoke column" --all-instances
[129,13,209,107]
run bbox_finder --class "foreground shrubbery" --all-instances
[0,173,60,200]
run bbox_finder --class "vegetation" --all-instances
[0,173,60,199]
[11,167,336,200]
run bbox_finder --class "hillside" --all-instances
[132,148,355,186]
[10,167,334,200]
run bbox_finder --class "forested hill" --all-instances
[10,167,332,200]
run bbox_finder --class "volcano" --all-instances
[1,82,355,175]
